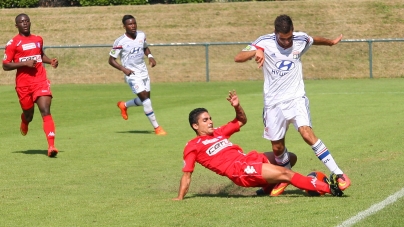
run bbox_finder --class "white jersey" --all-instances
[247,32,313,107]
[109,31,149,79]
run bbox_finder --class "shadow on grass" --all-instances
[12,149,61,158]
[186,188,332,199]
[116,130,153,134]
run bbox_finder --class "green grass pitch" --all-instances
[0,79,403,226]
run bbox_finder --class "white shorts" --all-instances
[125,74,150,94]
[262,96,312,141]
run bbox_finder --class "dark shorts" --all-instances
[227,151,269,187]
[16,79,52,110]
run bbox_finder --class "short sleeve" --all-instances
[3,39,15,64]
[182,143,196,172]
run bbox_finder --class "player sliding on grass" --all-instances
[2,13,59,157]
[172,90,343,200]
[109,14,166,136]
[234,14,350,196]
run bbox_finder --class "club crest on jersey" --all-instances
[293,51,300,59]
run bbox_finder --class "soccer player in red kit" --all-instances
[2,13,59,157]
[172,90,343,200]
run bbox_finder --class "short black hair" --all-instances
[122,15,135,25]
[274,14,294,34]
[15,13,29,23]
[188,108,208,132]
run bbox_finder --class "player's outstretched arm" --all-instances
[234,50,256,62]
[227,90,247,127]
[172,172,192,201]
[313,34,343,46]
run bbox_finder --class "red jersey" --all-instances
[182,119,246,177]
[3,34,47,87]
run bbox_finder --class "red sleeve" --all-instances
[215,118,240,138]
[252,44,264,51]
[3,39,16,64]
[182,142,196,172]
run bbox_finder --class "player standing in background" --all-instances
[172,90,343,200]
[109,14,166,136]
[2,13,59,157]
[234,14,350,196]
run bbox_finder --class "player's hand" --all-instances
[50,58,58,68]
[25,60,37,68]
[122,68,132,76]
[149,58,156,68]
[227,90,239,107]
[330,34,343,46]
[255,49,264,68]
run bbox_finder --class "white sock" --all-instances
[312,139,343,174]
[142,99,159,129]
[275,148,291,169]
[126,98,142,107]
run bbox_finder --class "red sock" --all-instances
[42,115,55,147]
[290,173,330,194]
[21,113,29,124]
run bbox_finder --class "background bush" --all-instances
[1,0,39,8]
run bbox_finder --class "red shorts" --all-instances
[16,79,52,110]
[227,151,269,187]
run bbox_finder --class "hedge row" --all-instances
[0,0,272,8]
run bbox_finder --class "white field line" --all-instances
[337,187,404,227]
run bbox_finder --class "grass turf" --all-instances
[0,79,403,226]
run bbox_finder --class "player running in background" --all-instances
[172,90,343,200]
[2,13,59,158]
[234,14,350,196]
[109,15,166,136]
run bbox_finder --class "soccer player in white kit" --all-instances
[109,15,166,135]
[234,14,350,196]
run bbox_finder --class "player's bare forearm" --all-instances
[2,61,35,71]
[234,50,256,62]
[43,54,58,68]
[173,172,192,201]
[227,90,247,127]
[108,56,131,75]
[313,34,343,46]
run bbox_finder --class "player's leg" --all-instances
[16,86,35,136]
[263,107,291,168]
[261,163,342,196]
[295,96,350,190]
[132,78,166,135]
[262,107,292,195]
[257,152,297,196]
[36,94,57,157]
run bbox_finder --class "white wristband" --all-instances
[147,54,154,58]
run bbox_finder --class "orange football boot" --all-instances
[117,101,128,120]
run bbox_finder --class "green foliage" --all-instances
[0,0,39,8]
[79,0,148,6]
[172,0,204,4]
